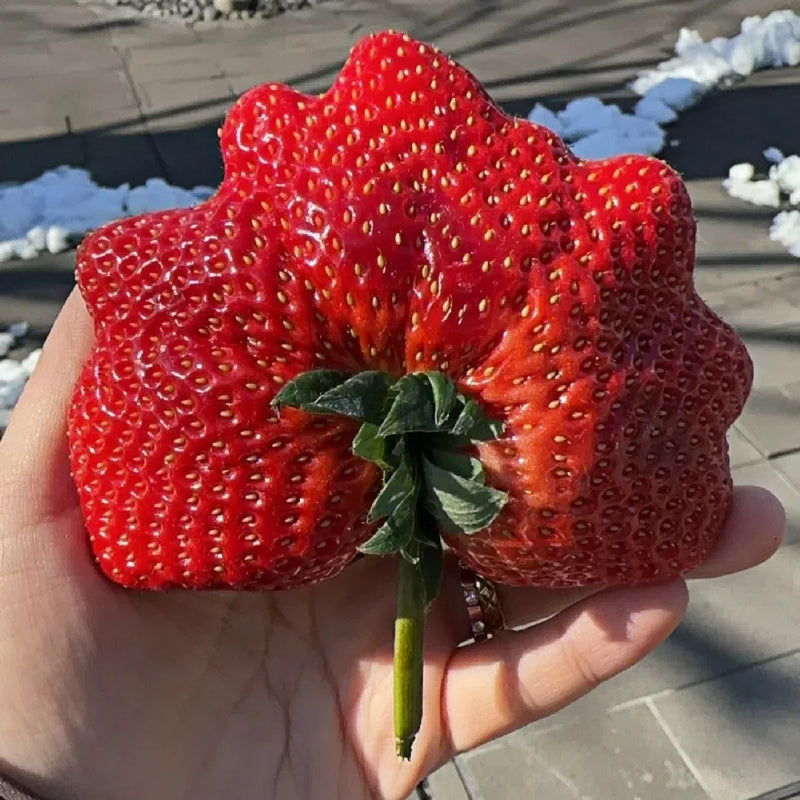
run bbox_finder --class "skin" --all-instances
[0,290,786,800]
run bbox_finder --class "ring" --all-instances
[459,563,506,642]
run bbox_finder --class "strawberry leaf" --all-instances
[463,413,504,442]
[271,369,350,410]
[352,422,390,469]
[447,397,504,441]
[369,458,415,523]
[378,375,440,436]
[273,370,393,423]
[426,448,484,481]
[423,372,458,426]
[448,398,482,436]
[360,491,417,555]
[424,432,474,452]
[402,533,443,608]
[419,538,443,608]
[311,371,394,424]
[421,456,507,534]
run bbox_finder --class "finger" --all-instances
[441,580,688,755]
[496,585,599,629]
[0,289,94,523]
[688,485,785,579]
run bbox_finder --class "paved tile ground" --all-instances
[2,2,800,799]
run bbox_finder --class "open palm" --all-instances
[0,293,785,800]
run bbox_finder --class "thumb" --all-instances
[0,288,94,526]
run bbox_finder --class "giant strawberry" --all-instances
[68,30,752,758]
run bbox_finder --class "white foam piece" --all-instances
[0,333,14,359]
[0,167,212,263]
[641,77,709,112]
[21,349,41,376]
[26,226,47,252]
[557,97,623,140]
[632,52,731,95]
[192,185,216,201]
[571,110,666,159]
[0,360,29,408]
[727,162,756,182]
[722,176,780,208]
[526,103,565,138]
[0,183,40,242]
[764,147,785,164]
[632,10,800,95]
[9,321,29,339]
[770,155,800,196]
[770,210,800,257]
[633,95,678,124]
[0,323,39,420]
[45,225,72,254]
[724,146,800,259]
[0,238,38,260]
[126,178,201,216]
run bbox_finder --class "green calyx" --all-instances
[272,368,508,758]
[273,369,507,595]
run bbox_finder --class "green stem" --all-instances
[394,554,426,760]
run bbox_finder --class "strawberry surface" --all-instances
[68,30,751,592]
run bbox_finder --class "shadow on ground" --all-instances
[2,65,797,189]
[663,79,800,180]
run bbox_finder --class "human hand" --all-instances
[0,291,785,800]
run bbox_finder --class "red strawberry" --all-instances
[68,30,752,758]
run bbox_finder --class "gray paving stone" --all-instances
[457,739,580,798]
[458,705,708,800]
[688,181,800,295]
[735,387,800,459]
[727,427,763,469]
[766,274,800,309]
[136,76,235,116]
[132,60,227,86]
[47,36,125,74]
[0,70,140,134]
[0,101,70,141]
[0,44,57,79]
[702,280,800,332]
[108,20,202,52]
[737,323,800,391]
[212,28,357,95]
[651,653,800,800]
[775,452,800,488]
[0,253,76,331]
[669,542,800,685]
[784,381,800,411]
[425,761,469,800]
[751,784,800,800]
[121,43,211,70]
[515,532,800,741]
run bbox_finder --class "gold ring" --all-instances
[459,563,506,642]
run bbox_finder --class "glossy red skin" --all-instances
[68,30,752,590]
